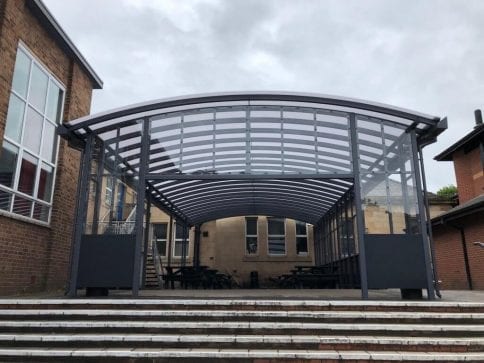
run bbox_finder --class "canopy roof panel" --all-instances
[61,92,446,225]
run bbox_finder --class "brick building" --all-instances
[432,111,484,290]
[0,0,102,295]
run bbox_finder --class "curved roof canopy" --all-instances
[61,92,446,225]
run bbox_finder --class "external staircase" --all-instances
[0,298,483,362]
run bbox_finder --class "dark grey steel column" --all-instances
[132,118,150,296]
[142,193,151,288]
[167,214,173,268]
[193,224,201,267]
[419,148,441,298]
[92,141,105,235]
[349,113,369,299]
[67,134,94,297]
[410,130,435,300]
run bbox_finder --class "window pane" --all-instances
[295,221,307,235]
[29,64,48,112]
[156,239,167,257]
[33,203,49,222]
[11,49,31,98]
[41,121,57,162]
[153,223,168,239]
[37,163,53,202]
[0,190,12,211]
[175,224,185,239]
[246,217,257,235]
[23,107,43,153]
[268,217,285,235]
[46,81,63,123]
[4,94,25,142]
[246,236,257,254]
[18,153,38,196]
[12,195,32,217]
[268,237,285,255]
[174,240,188,257]
[0,142,19,188]
[296,237,308,254]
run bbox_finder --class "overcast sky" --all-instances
[44,0,484,192]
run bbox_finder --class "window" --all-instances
[173,223,189,257]
[245,217,258,254]
[295,220,308,255]
[105,176,114,206]
[0,45,64,223]
[268,217,285,255]
[152,223,168,257]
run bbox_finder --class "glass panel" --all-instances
[0,189,12,211]
[41,121,57,162]
[361,174,390,234]
[18,153,38,196]
[11,49,31,98]
[0,142,19,188]
[156,239,167,257]
[246,236,258,254]
[23,107,43,153]
[12,195,32,217]
[175,224,185,239]
[46,81,63,122]
[174,240,188,257]
[296,236,308,255]
[32,203,49,222]
[37,163,53,202]
[4,94,26,142]
[246,217,257,235]
[295,220,307,235]
[29,64,48,112]
[268,217,285,235]
[268,237,285,255]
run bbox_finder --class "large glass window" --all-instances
[295,220,308,255]
[245,217,258,255]
[268,217,286,255]
[0,45,64,223]
[152,223,168,257]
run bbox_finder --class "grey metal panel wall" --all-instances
[77,234,136,288]
[365,234,427,289]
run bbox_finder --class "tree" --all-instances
[436,184,458,199]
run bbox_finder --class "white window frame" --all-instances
[295,220,309,256]
[267,217,286,256]
[245,216,258,255]
[173,223,189,258]
[0,42,65,225]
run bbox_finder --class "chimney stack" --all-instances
[475,109,483,127]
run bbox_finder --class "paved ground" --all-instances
[3,288,484,302]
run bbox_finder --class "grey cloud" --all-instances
[44,0,484,191]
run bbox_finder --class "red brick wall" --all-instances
[0,0,94,295]
[433,212,484,290]
[453,148,484,203]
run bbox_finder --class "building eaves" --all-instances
[27,0,103,89]
[431,194,484,225]
[434,124,484,161]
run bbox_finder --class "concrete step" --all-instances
[0,347,483,362]
[1,299,483,312]
[0,333,482,352]
[1,320,483,337]
[1,309,482,324]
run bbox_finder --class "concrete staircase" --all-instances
[144,253,162,288]
[0,299,483,362]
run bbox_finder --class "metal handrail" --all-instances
[151,239,164,287]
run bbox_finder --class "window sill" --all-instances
[0,209,51,229]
